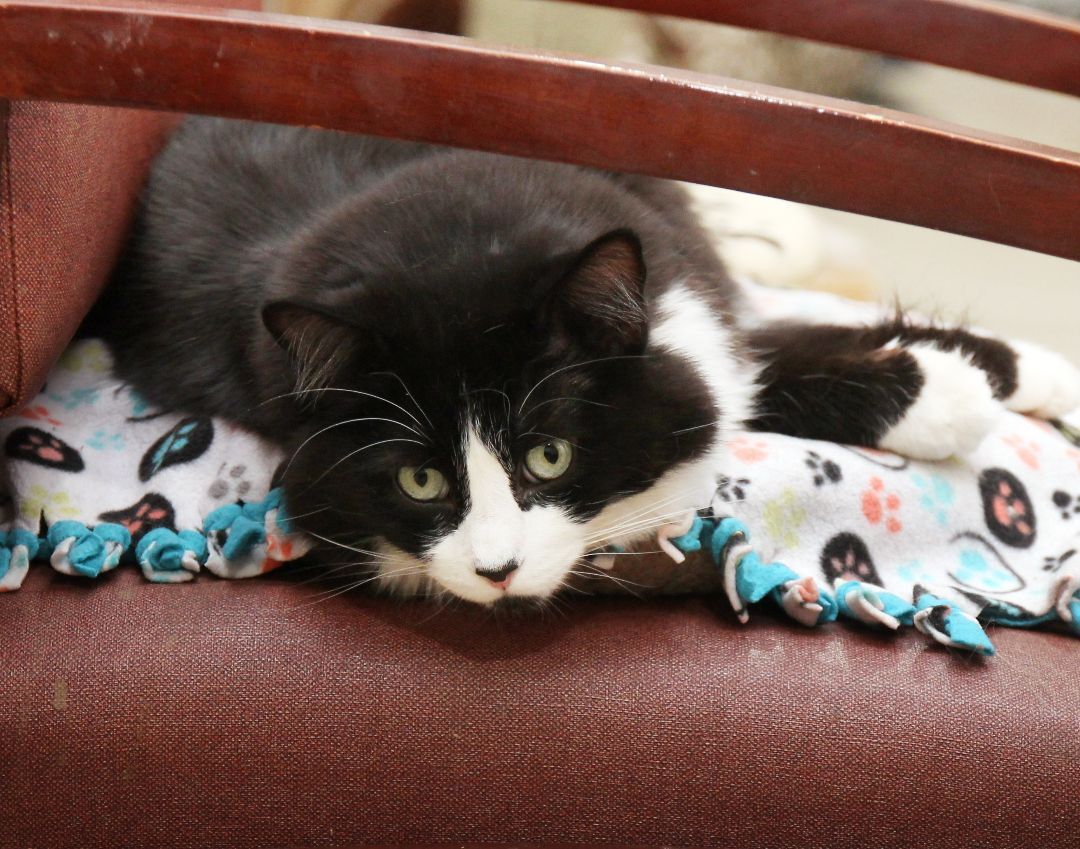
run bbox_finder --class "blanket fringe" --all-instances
[0,487,311,590]
[672,514,1001,657]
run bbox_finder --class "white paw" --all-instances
[1006,341,1080,419]
[879,344,1003,460]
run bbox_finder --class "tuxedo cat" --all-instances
[98,117,1080,604]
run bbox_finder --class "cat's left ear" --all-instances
[262,299,361,394]
[548,229,648,354]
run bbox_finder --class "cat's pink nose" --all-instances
[475,561,518,590]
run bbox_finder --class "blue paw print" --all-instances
[151,422,196,470]
[952,548,1019,592]
[897,560,935,584]
[45,387,99,410]
[128,389,150,417]
[911,473,954,527]
[86,429,125,451]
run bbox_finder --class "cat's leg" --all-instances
[745,319,1080,460]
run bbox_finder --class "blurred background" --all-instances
[267,0,1080,360]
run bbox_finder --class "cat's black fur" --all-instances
[97,117,1042,600]
[97,118,730,572]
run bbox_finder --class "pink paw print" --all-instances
[862,476,902,534]
[731,436,768,463]
[18,405,63,427]
[1003,434,1040,470]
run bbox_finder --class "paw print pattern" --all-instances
[978,468,1036,549]
[139,418,214,482]
[762,489,805,549]
[1043,549,1076,573]
[820,532,882,585]
[5,428,84,471]
[911,472,955,527]
[86,429,125,451]
[730,436,769,463]
[715,475,750,502]
[947,532,1024,593]
[1003,433,1040,470]
[208,463,253,501]
[1052,491,1080,521]
[17,405,63,427]
[56,342,111,375]
[861,476,902,534]
[805,451,842,486]
[44,387,99,410]
[18,485,79,523]
[99,494,176,543]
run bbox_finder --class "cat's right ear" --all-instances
[262,300,360,396]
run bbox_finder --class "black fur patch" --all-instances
[97,119,734,571]
[748,318,1021,447]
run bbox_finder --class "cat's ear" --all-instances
[262,300,360,394]
[548,229,648,354]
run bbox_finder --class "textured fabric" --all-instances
[1,564,1078,849]
[0,341,310,589]
[0,100,180,415]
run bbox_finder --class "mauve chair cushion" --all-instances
[1,564,1077,849]
[0,101,179,415]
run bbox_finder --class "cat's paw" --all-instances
[1005,341,1080,419]
[879,344,1003,460]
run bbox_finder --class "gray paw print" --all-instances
[208,463,253,500]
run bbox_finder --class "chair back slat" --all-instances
[2,1,1077,259]
[568,0,1080,96]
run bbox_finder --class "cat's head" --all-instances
[264,227,751,604]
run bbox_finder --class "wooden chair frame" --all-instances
[1,0,1078,259]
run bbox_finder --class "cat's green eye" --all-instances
[397,466,450,502]
[524,439,573,482]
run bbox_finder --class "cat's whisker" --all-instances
[526,396,614,413]
[591,549,665,556]
[571,560,646,597]
[518,354,652,418]
[289,566,422,608]
[258,387,429,436]
[283,416,426,477]
[584,507,696,545]
[584,492,696,541]
[368,371,435,431]
[518,431,589,453]
[596,490,693,525]
[291,561,371,586]
[305,530,396,560]
[671,419,722,435]
[275,505,330,523]
[303,437,426,491]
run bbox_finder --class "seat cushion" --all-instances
[0,101,180,414]
[2,565,1076,849]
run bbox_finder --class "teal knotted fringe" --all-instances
[671,513,999,656]
[1,488,291,589]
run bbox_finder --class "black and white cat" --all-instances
[97,118,1080,604]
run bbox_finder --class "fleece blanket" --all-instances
[2,284,1078,656]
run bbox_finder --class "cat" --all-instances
[96,117,1080,605]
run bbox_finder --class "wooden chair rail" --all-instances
[1,0,1078,260]
[563,0,1080,97]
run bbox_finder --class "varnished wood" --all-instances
[569,0,1080,96]
[0,0,1077,259]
